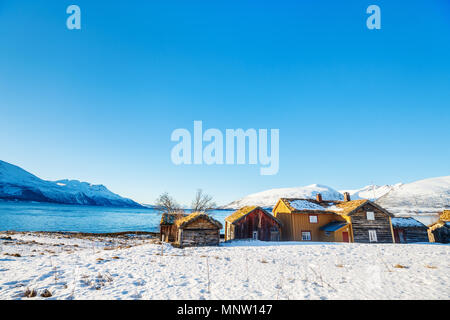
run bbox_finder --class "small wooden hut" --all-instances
[428,210,450,243]
[391,217,429,243]
[224,206,282,241]
[175,212,222,248]
[159,212,187,242]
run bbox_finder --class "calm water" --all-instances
[0,202,233,233]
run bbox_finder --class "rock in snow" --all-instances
[0,160,142,208]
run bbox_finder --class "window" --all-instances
[301,231,312,241]
[252,231,258,240]
[309,215,318,224]
[367,211,375,221]
[369,230,377,242]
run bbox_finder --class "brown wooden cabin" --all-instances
[391,217,429,243]
[175,212,222,248]
[224,206,282,241]
[160,212,187,242]
[273,193,394,243]
[428,210,450,244]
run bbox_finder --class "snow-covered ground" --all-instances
[0,232,448,300]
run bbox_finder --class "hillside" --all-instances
[375,176,450,215]
[0,160,142,208]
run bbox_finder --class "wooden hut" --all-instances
[175,212,222,247]
[391,217,429,243]
[428,210,450,243]
[159,212,187,242]
[224,206,282,241]
[272,193,395,243]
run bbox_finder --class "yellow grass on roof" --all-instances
[440,210,450,222]
[225,206,258,223]
[160,212,187,225]
[175,212,222,229]
[333,200,369,215]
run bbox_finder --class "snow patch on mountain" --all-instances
[375,176,450,216]
[340,184,403,201]
[0,160,142,208]
[222,184,344,209]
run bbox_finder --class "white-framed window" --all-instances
[309,215,318,224]
[367,211,375,221]
[301,231,312,241]
[252,231,258,240]
[369,230,378,242]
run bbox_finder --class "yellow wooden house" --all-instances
[272,193,395,243]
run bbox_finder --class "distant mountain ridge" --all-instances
[0,160,143,208]
[375,176,450,215]
[339,184,403,201]
[222,184,344,209]
[223,178,450,217]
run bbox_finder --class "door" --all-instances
[342,232,349,243]
[398,230,406,243]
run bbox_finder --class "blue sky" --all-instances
[1,1,449,205]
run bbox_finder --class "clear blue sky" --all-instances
[1,1,449,205]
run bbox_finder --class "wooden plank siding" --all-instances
[349,203,394,243]
[394,227,429,243]
[289,213,347,242]
[225,207,281,241]
[177,216,221,247]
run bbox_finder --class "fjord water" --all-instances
[0,202,232,233]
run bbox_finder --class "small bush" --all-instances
[394,264,408,269]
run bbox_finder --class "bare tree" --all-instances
[191,189,216,213]
[155,192,182,214]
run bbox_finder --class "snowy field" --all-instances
[0,231,448,300]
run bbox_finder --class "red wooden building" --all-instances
[224,206,282,241]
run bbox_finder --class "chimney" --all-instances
[316,193,323,202]
[344,192,351,202]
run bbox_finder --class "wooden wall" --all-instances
[289,213,346,241]
[319,225,351,242]
[350,203,394,243]
[160,225,178,242]
[394,227,429,243]
[273,201,293,241]
[228,208,281,241]
[177,217,220,247]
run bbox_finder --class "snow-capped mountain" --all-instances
[222,184,344,209]
[0,160,143,208]
[375,176,450,215]
[340,183,403,201]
